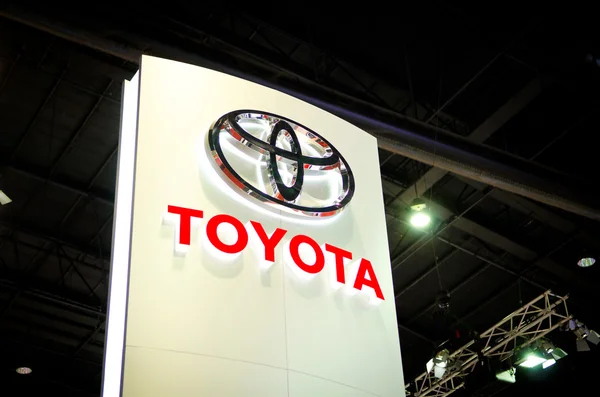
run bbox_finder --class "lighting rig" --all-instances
[405,290,575,397]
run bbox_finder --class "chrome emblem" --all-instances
[207,110,355,218]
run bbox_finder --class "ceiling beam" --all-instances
[454,175,600,248]
[0,221,110,265]
[387,77,542,208]
[0,276,105,318]
[4,166,114,207]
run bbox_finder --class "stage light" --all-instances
[0,190,11,205]
[539,339,568,361]
[409,198,430,228]
[550,347,568,360]
[515,339,567,370]
[542,358,556,369]
[567,319,599,352]
[519,354,547,368]
[496,367,516,383]
[426,349,450,379]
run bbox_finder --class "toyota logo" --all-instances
[207,110,355,218]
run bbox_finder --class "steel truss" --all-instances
[407,290,571,397]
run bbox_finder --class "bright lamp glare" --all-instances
[519,354,547,368]
[16,367,32,375]
[496,368,516,383]
[578,257,595,267]
[542,359,556,369]
[0,190,12,205]
[410,211,430,227]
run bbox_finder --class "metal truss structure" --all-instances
[406,290,572,397]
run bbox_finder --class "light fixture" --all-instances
[409,197,430,228]
[542,358,556,369]
[16,366,32,375]
[577,257,595,267]
[436,290,451,311]
[567,319,600,352]
[518,353,547,368]
[515,339,568,370]
[426,349,450,379]
[496,367,516,383]
[0,190,11,205]
[513,345,549,369]
[538,339,568,362]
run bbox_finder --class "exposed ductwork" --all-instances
[1,5,599,220]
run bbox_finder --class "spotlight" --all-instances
[426,349,450,379]
[539,339,568,361]
[518,353,546,368]
[433,349,449,367]
[0,190,11,205]
[436,290,451,311]
[496,367,516,383]
[567,319,599,352]
[409,198,430,228]
[542,359,556,369]
[514,340,565,370]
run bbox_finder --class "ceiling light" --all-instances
[410,198,427,212]
[409,198,430,227]
[577,257,595,267]
[16,367,32,375]
[0,190,11,205]
[411,212,431,227]
[436,290,451,311]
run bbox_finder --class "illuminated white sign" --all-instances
[103,56,404,397]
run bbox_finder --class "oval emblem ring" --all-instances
[207,110,355,218]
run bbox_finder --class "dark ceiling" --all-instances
[0,2,599,396]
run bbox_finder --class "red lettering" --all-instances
[250,221,287,262]
[324,243,352,284]
[289,234,325,274]
[206,214,248,254]
[353,259,384,300]
[166,209,384,301]
[167,205,204,245]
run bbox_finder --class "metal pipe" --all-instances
[376,135,600,221]
[3,7,599,221]
[0,278,105,317]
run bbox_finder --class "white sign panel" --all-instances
[103,55,405,397]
